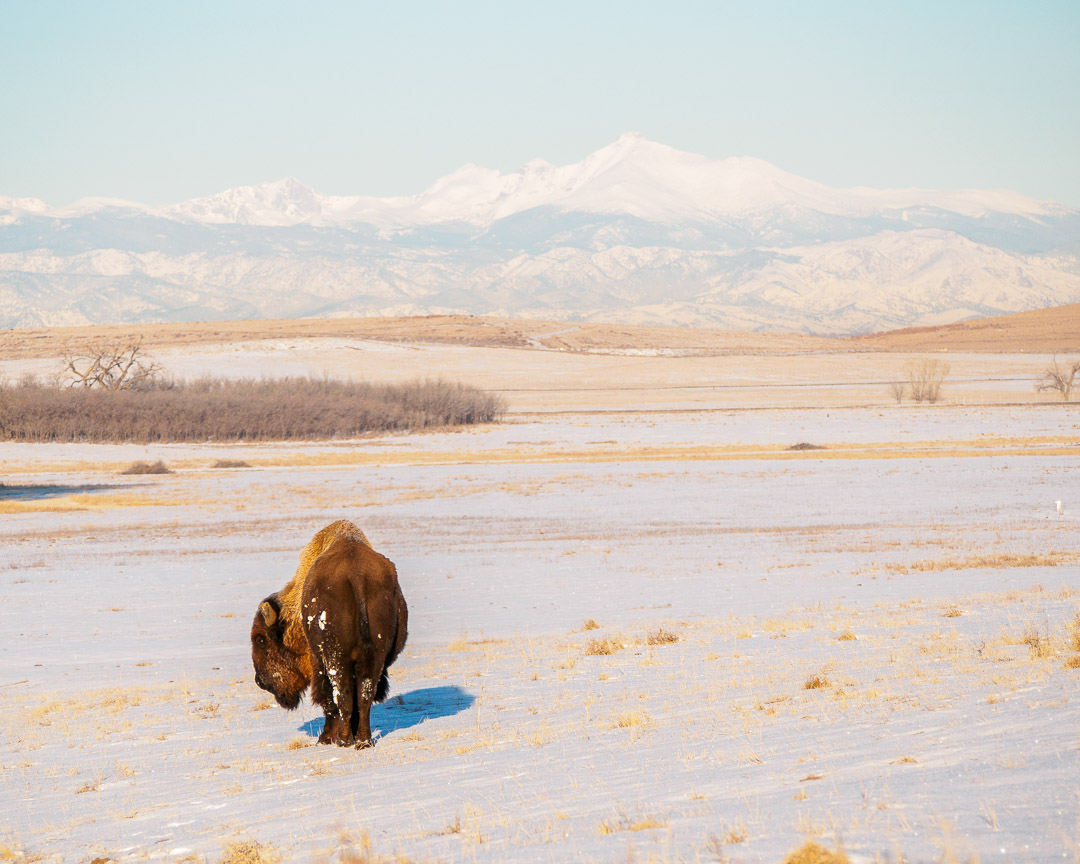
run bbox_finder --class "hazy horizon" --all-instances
[2,1,1079,208]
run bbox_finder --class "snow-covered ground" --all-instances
[2,406,1079,862]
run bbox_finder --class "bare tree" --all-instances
[1035,357,1080,401]
[887,380,906,404]
[61,340,164,391]
[904,358,950,404]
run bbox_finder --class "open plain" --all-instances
[2,314,1079,863]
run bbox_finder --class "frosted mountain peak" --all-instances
[0,195,50,213]
[3,133,1078,334]
[163,175,323,226]
[9,133,1062,230]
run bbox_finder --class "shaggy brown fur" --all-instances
[250,520,368,707]
[279,519,371,624]
[251,520,407,748]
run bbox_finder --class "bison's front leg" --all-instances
[318,713,345,746]
[309,661,338,745]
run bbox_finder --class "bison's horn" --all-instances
[259,601,277,626]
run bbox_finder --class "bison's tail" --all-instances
[353,578,391,703]
[375,667,390,703]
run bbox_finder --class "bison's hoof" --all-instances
[355,737,374,750]
[317,730,333,745]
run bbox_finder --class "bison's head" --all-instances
[250,594,310,710]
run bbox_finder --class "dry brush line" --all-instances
[0,376,506,443]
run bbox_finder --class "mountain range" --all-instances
[3,132,1079,333]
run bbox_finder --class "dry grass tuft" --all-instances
[316,828,424,863]
[120,459,171,475]
[1065,655,1080,670]
[782,842,850,864]
[219,841,282,864]
[803,674,830,690]
[585,635,626,656]
[895,553,1070,574]
[597,813,667,835]
[581,618,601,631]
[940,605,963,618]
[211,458,251,468]
[835,630,857,642]
[1068,612,1080,652]
[1023,629,1055,660]
[645,627,679,645]
[603,711,652,730]
[286,738,312,750]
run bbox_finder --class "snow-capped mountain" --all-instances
[159,133,1065,228]
[2,133,1079,332]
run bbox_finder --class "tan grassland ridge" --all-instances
[848,301,1080,354]
[0,315,835,359]
[3,303,1080,358]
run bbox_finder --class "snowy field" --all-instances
[2,400,1080,862]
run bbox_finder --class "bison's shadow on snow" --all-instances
[0,483,118,501]
[299,685,475,741]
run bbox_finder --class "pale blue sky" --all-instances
[2,0,1078,206]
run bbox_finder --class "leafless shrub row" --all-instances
[0,376,506,443]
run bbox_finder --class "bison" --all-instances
[251,520,408,748]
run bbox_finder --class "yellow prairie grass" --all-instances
[893,553,1072,574]
[603,711,652,730]
[0,492,188,514]
[598,814,667,835]
[218,841,282,864]
[803,674,830,690]
[585,635,627,656]
[783,842,850,864]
